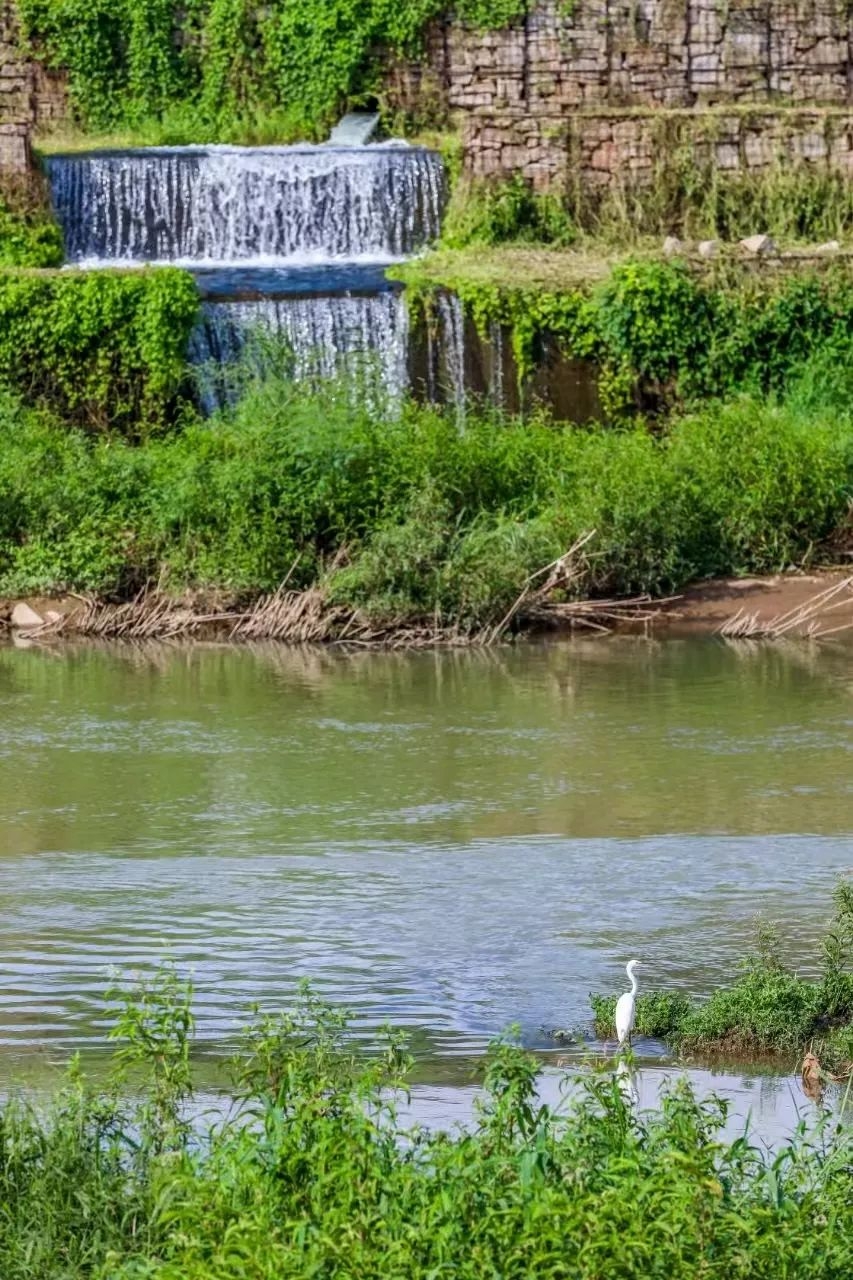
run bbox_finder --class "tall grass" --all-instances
[1,968,852,1279]
[0,351,851,621]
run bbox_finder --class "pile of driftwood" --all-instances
[479,531,680,642]
[719,576,853,640]
[7,532,678,648]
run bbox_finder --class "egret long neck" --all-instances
[627,964,638,995]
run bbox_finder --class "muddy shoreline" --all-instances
[2,567,852,645]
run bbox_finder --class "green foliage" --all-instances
[20,0,529,142]
[107,964,195,1152]
[0,269,198,435]
[590,990,693,1040]
[439,153,853,257]
[1,258,852,606]
[405,258,853,414]
[591,883,853,1065]
[564,112,853,243]
[596,259,712,387]
[1,350,851,606]
[0,174,63,269]
[1,969,853,1278]
[0,203,63,268]
[443,175,577,249]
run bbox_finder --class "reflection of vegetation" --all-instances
[593,883,853,1068]
[3,966,853,1278]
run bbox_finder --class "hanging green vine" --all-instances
[400,256,853,419]
[19,0,531,139]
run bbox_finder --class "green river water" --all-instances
[1,635,851,1139]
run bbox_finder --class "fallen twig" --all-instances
[718,576,853,640]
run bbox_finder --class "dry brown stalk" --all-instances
[8,533,680,647]
[719,576,853,640]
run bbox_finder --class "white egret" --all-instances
[614,959,640,1047]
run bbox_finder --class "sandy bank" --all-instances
[1,568,852,646]
[655,568,853,637]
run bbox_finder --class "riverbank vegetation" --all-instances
[1,356,851,619]
[0,259,852,625]
[1,968,852,1279]
[592,883,853,1068]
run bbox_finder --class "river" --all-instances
[1,635,851,1139]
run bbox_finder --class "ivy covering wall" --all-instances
[400,258,853,419]
[19,0,530,140]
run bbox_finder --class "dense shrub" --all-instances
[0,203,63,269]
[0,362,851,607]
[0,173,63,269]
[1,968,853,1279]
[0,269,198,434]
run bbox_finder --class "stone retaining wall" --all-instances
[0,1,65,173]
[464,107,853,193]
[409,0,853,115]
[390,0,853,193]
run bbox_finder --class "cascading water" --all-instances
[190,289,410,415]
[47,142,448,412]
[47,145,445,265]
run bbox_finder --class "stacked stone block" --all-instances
[394,0,853,194]
[0,1,65,174]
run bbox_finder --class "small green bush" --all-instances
[0,173,64,269]
[590,990,693,1041]
[443,175,577,249]
[0,203,63,269]
[0,268,199,435]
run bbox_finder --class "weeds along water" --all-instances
[1,344,853,631]
[591,883,853,1074]
[2,967,852,1280]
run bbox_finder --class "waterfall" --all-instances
[189,290,410,414]
[47,141,464,414]
[437,293,467,419]
[489,320,506,410]
[47,145,446,265]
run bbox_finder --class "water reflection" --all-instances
[406,1062,846,1149]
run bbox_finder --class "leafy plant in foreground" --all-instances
[1,968,853,1278]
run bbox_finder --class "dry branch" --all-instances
[9,533,681,647]
[718,576,853,640]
